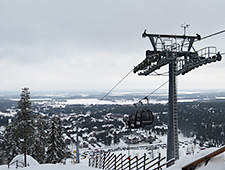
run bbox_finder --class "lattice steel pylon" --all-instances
[134,30,222,166]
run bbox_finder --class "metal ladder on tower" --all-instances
[167,51,179,166]
[173,59,179,160]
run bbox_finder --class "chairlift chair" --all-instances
[127,99,154,129]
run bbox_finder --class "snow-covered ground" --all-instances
[167,147,225,170]
[1,149,224,170]
[0,162,96,170]
[0,135,224,170]
[0,148,224,170]
[0,138,222,170]
[0,154,95,170]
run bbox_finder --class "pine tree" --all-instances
[16,88,35,166]
[0,133,6,165]
[3,122,21,164]
[3,88,35,166]
[46,116,66,163]
[30,115,48,164]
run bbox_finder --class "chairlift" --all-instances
[127,98,154,129]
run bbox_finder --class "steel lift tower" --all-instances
[134,30,222,165]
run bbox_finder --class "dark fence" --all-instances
[8,160,28,169]
[89,152,175,170]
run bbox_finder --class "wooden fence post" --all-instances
[158,153,161,168]
[136,156,138,170]
[95,154,98,168]
[129,156,131,170]
[143,153,146,170]
[103,152,106,169]
[114,154,117,170]
[121,154,123,169]
[99,153,102,169]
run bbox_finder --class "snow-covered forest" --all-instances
[0,89,224,169]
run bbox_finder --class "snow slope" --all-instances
[168,147,225,170]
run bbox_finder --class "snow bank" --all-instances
[8,155,39,168]
[1,161,96,170]
[167,148,225,170]
[23,164,96,170]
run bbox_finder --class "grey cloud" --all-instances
[0,0,225,91]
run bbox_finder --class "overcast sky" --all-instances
[0,0,225,93]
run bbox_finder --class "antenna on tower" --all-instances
[181,23,190,35]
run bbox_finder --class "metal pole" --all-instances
[167,60,179,167]
[76,124,80,163]
[128,128,131,157]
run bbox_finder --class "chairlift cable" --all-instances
[96,69,134,105]
[138,80,169,103]
[198,29,225,41]
[182,29,225,47]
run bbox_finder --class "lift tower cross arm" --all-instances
[142,30,200,52]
